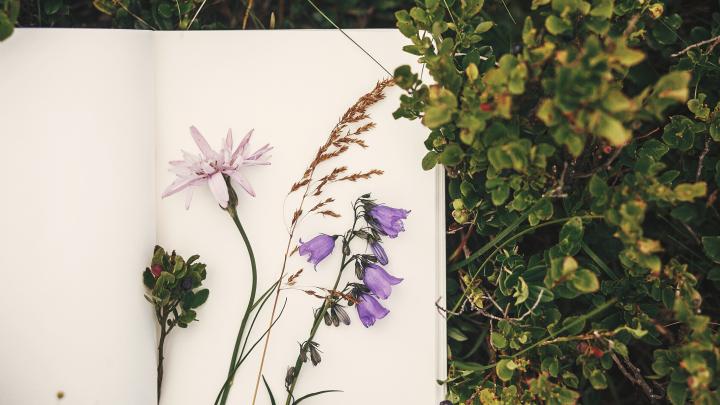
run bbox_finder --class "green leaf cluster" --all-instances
[144,245,209,329]
[395,0,720,403]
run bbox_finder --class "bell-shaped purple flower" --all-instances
[356,293,390,328]
[298,234,337,268]
[370,241,389,265]
[368,205,410,238]
[363,263,402,299]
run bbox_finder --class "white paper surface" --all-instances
[154,30,444,405]
[0,30,157,404]
[0,28,444,405]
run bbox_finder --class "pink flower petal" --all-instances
[208,172,229,208]
[225,128,233,151]
[190,126,217,160]
[232,129,253,163]
[246,144,273,161]
[162,176,204,198]
[229,171,256,197]
[184,188,194,210]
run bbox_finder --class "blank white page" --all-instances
[154,30,445,405]
[0,29,157,404]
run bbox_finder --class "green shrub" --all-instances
[394,0,720,403]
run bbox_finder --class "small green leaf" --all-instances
[475,21,494,33]
[43,0,62,15]
[709,119,720,141]
[491,332,507,349]
[158,3,174,18]
[262,376,277,405]
[545,15,571,35]
[421,151,438,170]
[143,269,156,289]
[571,269,600,293]
[667,382,688,405]
[674,182,706,202]
[541,357,560,377]
[448,327,469,342]
[593,112,631,146]
[559,217,584,256]
[0,12,14,41]
[437,144,463,166]
[191,289,209,308]
[293,389,342,404]
[589,369,608,389]
[702,236,720,263]
[612,40,645,66]
[496,358,517,381]
[491,184,510,206]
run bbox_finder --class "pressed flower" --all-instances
[299,341,322,366]
[363,263,403,299]
[298,234,338,268]
[356,292,390,327]
[370,241,389,265]
[162,126,272,209]
[367,204,410,238]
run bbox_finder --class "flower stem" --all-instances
[218,205,258,405]
[156,306,175,404]
[283,205,360,405]
[156,311,168,404]
[283,253,347,405]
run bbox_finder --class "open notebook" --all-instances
[0,29,445,404]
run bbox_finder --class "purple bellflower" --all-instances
[367,205,410,238]
[299,234,338,268]
[363,263,403,299]
[370,241,388,265]
[356,293,390,328]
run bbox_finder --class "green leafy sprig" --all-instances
[143,245,209,403]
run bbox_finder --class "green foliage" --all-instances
[9,0,414,36]
[395,0,720,403]
[144,245,209,329]
[0,0,19,40]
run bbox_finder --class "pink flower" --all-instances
[162,126,272,209]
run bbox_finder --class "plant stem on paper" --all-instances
[218,189,258,405]
[282,210,360,404]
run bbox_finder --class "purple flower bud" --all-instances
[298,234,338,268]
[370,241,389,265]
[367,205,410,238]
[363,263,403,299]
[356,293,390,328]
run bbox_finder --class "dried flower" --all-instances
[356,292,390,328]
[323,304,351,327]
[299,341,322,366]
[298,234,338,268]
[366,205,410,238]
[370,241,389,265]
[162,126,272,209]
[362,263,403,299]
[150,264,163,278]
